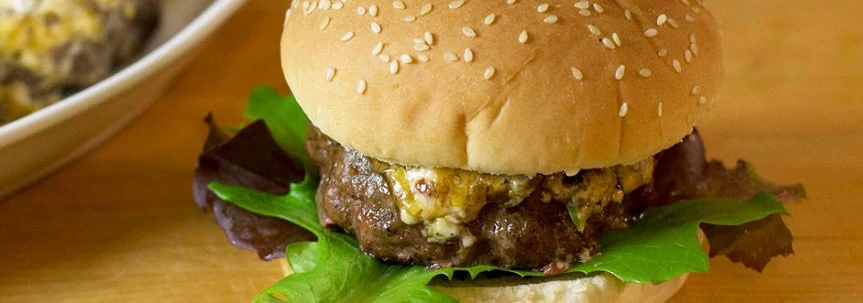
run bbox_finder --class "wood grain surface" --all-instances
[1,1,861,302]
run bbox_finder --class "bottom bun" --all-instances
[430,272,686,303]
[278,259,686,303]
[277,231,703,302]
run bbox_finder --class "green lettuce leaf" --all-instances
[243,86,313,172]
[567,192,788,283]
[209,179,788,302]
[209,88,794,302]
[210,178,462,303]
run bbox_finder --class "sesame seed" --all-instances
[544,15,559,24]
[574,1,589,9]
[518,30,529,43]
[587,24,601,36]
[379,54,390,62]
[400,54,414,63]
[570,67,584,80]
[602,38,616,49]
[691,44,700,56]
[690,33,697,43]
[449,0,465,9]
[681,0,691,5]
[424,31,434,45]
[464,48,474,62]
[284,8,292,25]
[417,53,429,62]
[612,33,622,46]
[506,0,516,4]
[371,22,382,34]
[685,14,696,22]
[325,67,336,81]
[332,2,343,10]
[414,43,430,51]
[624,10,632,20]
[658,49,668,57]
[579,9,591,16]
[639,68,652,77]
[483,67,496,79]
[593,3,604,13]
[356,6,366,15]
[319,0,331,10]
[615,65,626,80]
[685,50,693,63]
[357,80,367,94]
[693,7,702,14]
[320,17,331,30]
[371,42,384,55]
[340,31,355,42]
[462,26,477,38]
[369,4,378,16]
[668,18,679,28]
[303,1,313,15]
[389,61,400,74]
[571,67,584,80]
[484,13,496,25]
[537,3,549,13]
[392,1,405,10]
[402,15,417,22]
[698,96,708,104]
[657,14,668,26]
[691,85,702,95]
[420,3,432,15]
[672,60,682,73]
[658,102,663,116]
[444,52,459,62]
[644,28,658,37]
[619,102,629,117]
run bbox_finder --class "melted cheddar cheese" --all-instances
[379,158,654,244]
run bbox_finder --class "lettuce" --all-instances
[210,181,788,302]
[243,87,313,173]
[211,178,465,303]
[203,88,797,302]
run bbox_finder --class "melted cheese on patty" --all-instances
[379,158,654,244]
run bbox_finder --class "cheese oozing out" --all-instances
[380,158,654,244]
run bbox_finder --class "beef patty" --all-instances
[307,126,648,271]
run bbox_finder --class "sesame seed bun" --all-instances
[281,0,722,175]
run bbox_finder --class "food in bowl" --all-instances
[0,0,160,125]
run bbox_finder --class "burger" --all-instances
[194,1,806,302]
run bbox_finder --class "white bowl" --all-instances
[0,0,247,199]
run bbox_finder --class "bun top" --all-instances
[281,0,722,175]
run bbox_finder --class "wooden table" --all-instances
[1,1,860,302]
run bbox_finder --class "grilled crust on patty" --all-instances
[307,126,634,271]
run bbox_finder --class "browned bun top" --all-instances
[281,0,722,175]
